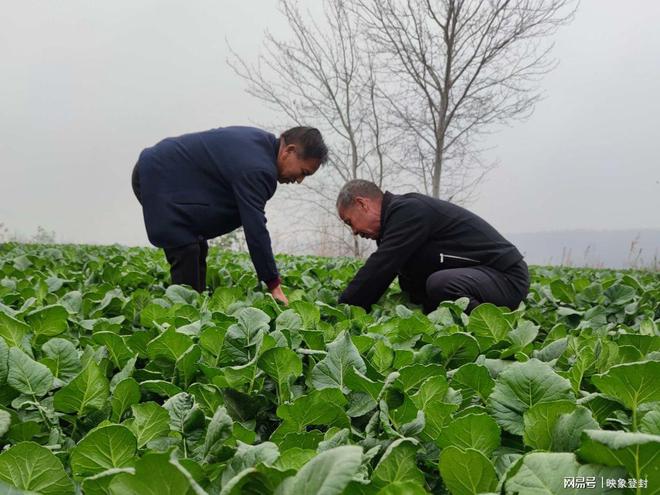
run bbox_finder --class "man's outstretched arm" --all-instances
[339,203,431,310]
[232,171,287,303]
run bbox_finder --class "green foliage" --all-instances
[0,243,658,493]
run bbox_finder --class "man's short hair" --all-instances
[281,127,329,164]
[336,179,383,211]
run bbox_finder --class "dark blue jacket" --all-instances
[136,126,279,283]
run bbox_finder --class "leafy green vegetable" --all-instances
[488,358,574,434]
[0,442,74,495]
[0,243,657,494]
[439,446,498,495]
[7,347,54,397]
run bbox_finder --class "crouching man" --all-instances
[336,180,530,313]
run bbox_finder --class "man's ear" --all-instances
[354,197,367,210]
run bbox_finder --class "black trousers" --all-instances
[132,162,209,292]
[422,260,530,314]
[163,240,209,292]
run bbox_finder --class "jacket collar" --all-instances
[272,135,281,164]
[378,191,394,242]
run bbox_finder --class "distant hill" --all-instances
[506,229,660,270]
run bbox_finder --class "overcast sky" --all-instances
[1,0,659,248]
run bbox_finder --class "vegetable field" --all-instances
[0,243,658,495]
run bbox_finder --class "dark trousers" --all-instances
[132,162,208,292]
[422,260,530,313]
[164,240,209,292]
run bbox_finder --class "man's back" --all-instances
[136,126,279,249]
[384,192,522,278]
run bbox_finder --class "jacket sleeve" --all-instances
[232,170,279,284]
[339,202,431,310]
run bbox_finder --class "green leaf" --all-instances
[140,380,182,398]
[311,331,366,392]
[0,480,40,494]
[80,468,135,495]
[375,482,428,495]
[286,445,363,495]
[578,430,660,490]
[0,312,30,347]
[487,358,574,435]
[26,305,69,337]
[604,283,636,306]
[92,332,134,369]
[276,308,304,331]
[523,400,577,450]
[127,402,171,448]
[108,452,195,495]
[0,409,11,437]
[0,442,73,495]
[220,465,288,495]
[372,439,425,489]
[188,383,223,417]
[438,413,500,456]
[550,280,575,304]
[467,303,512,349]
[501,320,539,358]
[7,347,54,397]
[289,300,320,329]
[111,378,141,422]
[271,389,348,442]
[41,338,81,382]
[0,338,8,384]
[163,392,202,433]
[450,363,494,402]
[370,340,394,374]
[258,347,302,393]
[551,406,599,452]
[70,425,137,478]
[202,405,233,462]
[146,328,193,363]
[176,344,201,387]
[222,308,269,364]
[395,364,445,392]
[221,441,280,487]
[53,360,109,416]
[419,402,458,443]
[165,284,199,304]
[439,446,497,495]
[592,361,660,421]
[504,452,625,494]
[273,448,316,471]
[344,367,385,400]
[640,410,660,435]
[434,333,480,369]
[410,375,448,410]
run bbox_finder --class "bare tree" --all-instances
[229,0,400,256]
[353,0,577,198]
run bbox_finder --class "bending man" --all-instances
[337,180,529,313]
[132,126,328,303]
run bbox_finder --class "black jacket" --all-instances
[339,192,524,310]
[136,126,279,283]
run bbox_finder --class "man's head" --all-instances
[336,180,384,240]
[276,127,328,184]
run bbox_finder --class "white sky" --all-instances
[1,0,659,247]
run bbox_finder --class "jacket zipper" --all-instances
[440,253,480,264]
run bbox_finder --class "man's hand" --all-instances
[269,284,289,305]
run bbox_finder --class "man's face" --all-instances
[277,144,321,184]
[338,197,382,240]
